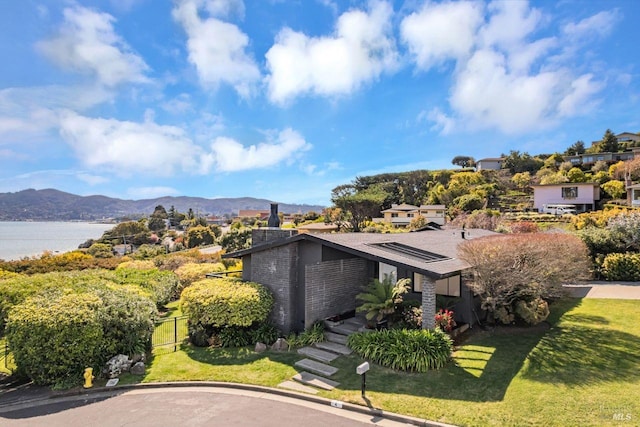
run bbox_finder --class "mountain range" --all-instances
[0,189,326,221]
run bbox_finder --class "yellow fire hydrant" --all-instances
[83,367,94,388]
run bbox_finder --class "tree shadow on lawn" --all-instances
[520,323,640,385]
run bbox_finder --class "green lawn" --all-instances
[138,298,639,426]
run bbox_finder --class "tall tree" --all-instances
[331,184,388,232]
[599,129,619,153]
[451,156,476,168]
[564,140,585,155]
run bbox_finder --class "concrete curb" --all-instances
[0,381,456,427]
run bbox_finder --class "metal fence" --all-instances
[1,341,14,373]
[152,316,188,353]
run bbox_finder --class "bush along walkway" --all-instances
[278,317,366,394]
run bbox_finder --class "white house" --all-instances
[532,183,600,213]
[476,157,504,171]
[379,204,446,227]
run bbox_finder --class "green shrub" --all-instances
[249,322,279,346]
[112,268,179,307]
[180,278,273,329]
[117,260,156,270]
[602,252,640,281]
[174,262,226,296]
[6,293,104,388]
[87,243,114,258]
[2,272,158,387]
[347,328,452,372]
[217,326,252,348]
[93,286,157,357]
[287,321,325,348]
[514,297,550,325]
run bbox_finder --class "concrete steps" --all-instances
[292,372,339,390]
[288,316,366,393]
[314,341,352,355]
[324,331,348,345]
[294,358,338,377]
[297,346,339,363]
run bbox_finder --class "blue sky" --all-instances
[1,0,639,206]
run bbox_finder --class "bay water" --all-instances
[0,221,114,261]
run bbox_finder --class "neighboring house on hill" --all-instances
[223,224,497,334]
[379,204,446,227]
[616,132,640,143]
[564,149,639,166]
[532,183,600,213]
[626,183,640,207]
[475,157,504,171]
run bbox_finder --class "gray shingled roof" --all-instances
[224,228,498,278]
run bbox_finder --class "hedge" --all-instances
[180,278,273,328]
[347,328,453,372]
[174,262,227,296]
[5,286,156,388]
[7,292,104,388]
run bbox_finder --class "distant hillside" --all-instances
[0,189,326,221]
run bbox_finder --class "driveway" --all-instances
[563,281,640,299]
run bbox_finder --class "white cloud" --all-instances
[404,0,606,135]
[37,6,149,87]
[557,74,602,117]
[265,0,398,104]
[173,0,260,97]
[58,111,309,175]
[424,108,455,135]
[563,9,620,40]
[58,111,199,176]
[203,128,312,172]
[401,1,483,70]
[450,49,559,133]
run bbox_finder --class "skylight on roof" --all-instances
[369,242,451,263]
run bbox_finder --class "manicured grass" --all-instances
[140,298,639,426]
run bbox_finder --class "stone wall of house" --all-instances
[250,243,298,334]
[304,258,368,328]
[421,276,436,329]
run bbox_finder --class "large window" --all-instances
[379,263,397,283]
[435,275,461,297]
[562,186,578,199]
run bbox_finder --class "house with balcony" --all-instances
[532,183,600,213]
[379,204,446,227]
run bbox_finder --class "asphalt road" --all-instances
[0,387,420,427]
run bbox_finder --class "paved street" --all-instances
[0,387,420,427]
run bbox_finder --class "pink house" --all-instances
[532,183,600,213]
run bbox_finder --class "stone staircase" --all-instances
[278,317,367,394]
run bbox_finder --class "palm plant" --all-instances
[356,274,411,324]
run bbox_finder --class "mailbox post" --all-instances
[356,362,370,398]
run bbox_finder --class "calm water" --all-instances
[0,221,114,261]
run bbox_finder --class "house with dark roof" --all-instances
[223,224,496,334]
